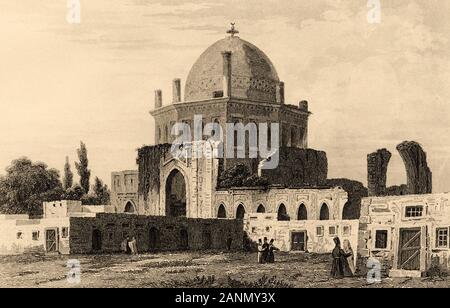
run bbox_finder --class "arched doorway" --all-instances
[166,169,187,217]
[92,229,102,252]
[236,204,246,219]
[179,229,189,250]
[202,230,212,249]
[218,204,227,218]
[257,204,266,213]
[148,227,160,251]
[124,201,136,214]
[297,204,308,220]
[277,204,290,221]
[320,203,330,220]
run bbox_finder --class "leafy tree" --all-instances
[63,156,74,190]
[75,141,91,194]
[61,184,84,201]
[0,158,63,216]
[92,177,110,205]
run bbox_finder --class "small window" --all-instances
[61,227,69,239]
[32,231,40,241]
[436,228,449,248]
[213,90,224,98]
[329,226,338,237]
[343,225,351,236]
[405,206,423,218]
[252,227,257,234]
[17,232,23,240]
[316,226,324,237]
[375,230,388,249]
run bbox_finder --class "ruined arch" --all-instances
[297,204,308,220]
[165,169,187,217]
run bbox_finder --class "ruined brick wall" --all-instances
[397,141,432,194]
[367,149,392,197]
[69,214,244,254]
[260,147,328,188]
[327,179,368,220]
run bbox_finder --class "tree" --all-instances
[92,177,110,205]
[61,184,84,201]
[0,158,63,216]
[63,156,74,190]
[75,141,91,194]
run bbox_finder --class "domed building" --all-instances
[109,26,356,253]
[151,28,309,155]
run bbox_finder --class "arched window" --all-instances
[218,204,227,218]
[320,203,330,220]
[124,201,135,214]
[297,204,307,220]
[257,204,266,213]
[277,204,290,221]
[236,204,246,220]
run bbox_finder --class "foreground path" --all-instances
[0,252,448,288]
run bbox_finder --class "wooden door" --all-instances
[291,232,306,251]
[45,229,57,253]
[398,228,421,271]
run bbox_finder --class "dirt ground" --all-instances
[0,251,448,288]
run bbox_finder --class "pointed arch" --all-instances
[257,204,266,213]
[218,204,227,218]
[277,203,290,221]
[297,204,308,220]
[320,203,330,220]
[236,204,246,219]
[124,201,136,214]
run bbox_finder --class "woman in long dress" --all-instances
[330,237,353,279]
[343,239,356,276]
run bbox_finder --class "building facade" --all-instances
[359,193,450,277]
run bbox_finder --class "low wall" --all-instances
[69,214,244,254]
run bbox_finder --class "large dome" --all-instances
[184,36,280,103]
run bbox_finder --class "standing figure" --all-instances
[129,236,138,255]
[266,239,279,263]
[257,239,264,264]
[226,233,233,251]
[330,237,353,279]
[261,237,269,263]
[342,239,355,276]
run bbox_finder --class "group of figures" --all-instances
[257,237,279,264]
[121,236,138,255]
[330,237,355,279]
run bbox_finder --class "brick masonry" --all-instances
[69,214,244,254]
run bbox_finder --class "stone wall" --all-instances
[243,213,359,256]
[69,214,244,254]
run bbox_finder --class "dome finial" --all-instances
[227,22,239,37]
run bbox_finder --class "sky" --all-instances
[0,0,449,192]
